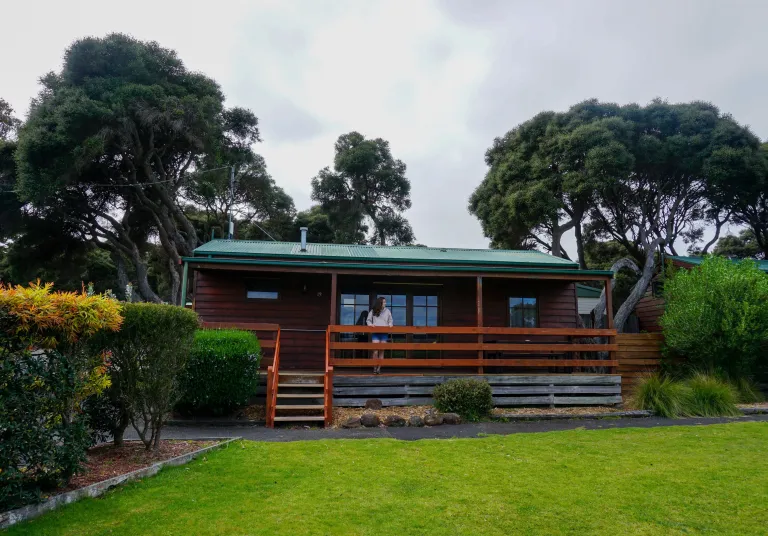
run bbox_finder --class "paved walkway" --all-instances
[127,414,768,443]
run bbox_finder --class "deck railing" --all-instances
[327,326,617,371]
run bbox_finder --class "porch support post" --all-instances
[180,261,189,308]
[477,276,483,375]
[330,272,338,325]
[605,276,616,373]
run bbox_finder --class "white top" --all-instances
[367,307,393,328]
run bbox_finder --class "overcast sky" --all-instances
[3,0,767,253]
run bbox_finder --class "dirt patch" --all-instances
[492,406,623,416]
[241,404,266,421]
[63,440,216,492]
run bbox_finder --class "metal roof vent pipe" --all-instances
[300,227,308,252]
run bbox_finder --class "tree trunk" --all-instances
[574,223,587,269]
[614,245,659,332]
[593,257,640,331]
[112,414,130,447]
[168,258,181,306]
[550,219,575,259]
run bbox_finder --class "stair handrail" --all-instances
[266,327,281,428]
[324,327,333,426]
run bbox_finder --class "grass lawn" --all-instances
[8,422,768,535]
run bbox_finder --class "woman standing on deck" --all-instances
[367,297,393,374]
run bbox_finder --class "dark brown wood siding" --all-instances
[194,270,331,370]
[635,288,664,333]
[193,270,580,368]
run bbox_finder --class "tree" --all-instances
[712,229,763,259]
[311,132,415,245]
[706,142,768,258]
[184,152,295,242]
[470,99,762,331]
[15,34,263,304]
[0,99,22,241]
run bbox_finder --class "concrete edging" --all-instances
[0,437,240,530]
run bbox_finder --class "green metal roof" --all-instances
[576,284,602,298]
[669,255,768,273]
[184,256,614,276]
[193,239,579,269]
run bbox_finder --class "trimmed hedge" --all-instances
[178,329,261,416]
[433,378,493,421]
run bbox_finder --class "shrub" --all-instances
[0,283,121,510]
[732,377,765,404]
[685,373,740,417]
[432,379,493,420]
[96,303,198,450]
[178,329,261,416]
[630,373,692,418]
[661,256,768,380]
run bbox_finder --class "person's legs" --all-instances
[372,337,381,374]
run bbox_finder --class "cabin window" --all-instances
[340,294,370,325]
[509,297,538,327]
[245,279,279,300]
[412,295,439,326]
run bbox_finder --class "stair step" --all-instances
[277,393,323,398]
[273,416,326,422]
[279,371,324,376]
[278,383,323,388]
[275,405,324,410]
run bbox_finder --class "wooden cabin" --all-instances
[181,230,620,426]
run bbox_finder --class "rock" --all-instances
[364,399,383,410]
[424,413,443,426]
[342,417,361,429]
[408,415,425,427]
[383,415,406,427]
[442,413,462,425]
[360,413,380,427]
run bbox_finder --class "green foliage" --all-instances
[713,229,762,259]
[0,283,121,510]
[685,373,740,417]
[13,34,268,303]
[432,379,493,421]
[631,374,692,418]
[179,329,261,416]
[732,377,765,404]
[660,256,768,379]
[95,303,199,450]
[311,132,414,245]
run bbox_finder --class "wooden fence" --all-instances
[332,374,622,407]
[616,333,663,397]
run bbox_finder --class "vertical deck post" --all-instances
[605,277,616,374]
[477,276,483,375]
[180,261,189,308]
[330,272,338,325]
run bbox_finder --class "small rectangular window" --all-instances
[246,279,279,300]
[509,297,537,327]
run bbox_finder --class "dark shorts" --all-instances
[371,334,388,343]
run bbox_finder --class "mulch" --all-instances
[63,440,215,492]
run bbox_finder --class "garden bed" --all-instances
[63,440,216,492]
[331,405,628,427]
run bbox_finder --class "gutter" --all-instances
[182,256,614,277]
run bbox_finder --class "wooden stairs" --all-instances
[264,327,333,427]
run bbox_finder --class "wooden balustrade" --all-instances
[326,325,617,370]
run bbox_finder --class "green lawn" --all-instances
[8,422,768,535]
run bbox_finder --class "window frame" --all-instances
[507,296,539,328]
[245,278,280,300]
